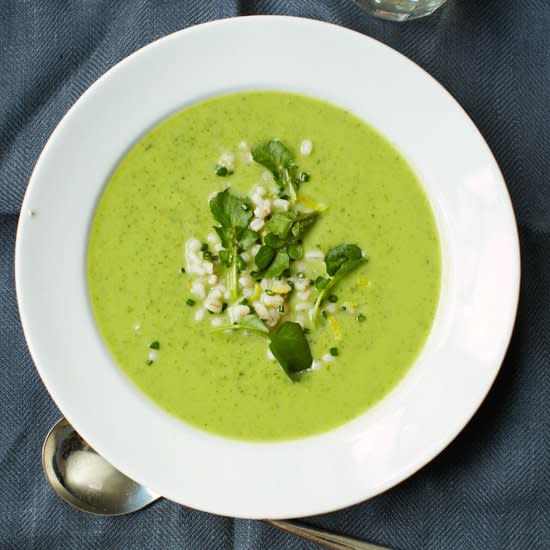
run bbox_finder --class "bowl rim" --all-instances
[15,15,520,518]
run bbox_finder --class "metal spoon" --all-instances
[43,418,392,550]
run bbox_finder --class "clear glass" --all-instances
[352,0,448,21]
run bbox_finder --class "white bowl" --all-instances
[15,16,520,519]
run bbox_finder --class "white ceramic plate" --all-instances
[15,16,520,519]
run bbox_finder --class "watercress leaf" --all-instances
[325,244,365,277]
[311,244,367,324]
[264,250,290,278]
[291,211,319,239]
[212,315,270,338]
[209,188,253,230]
[251,269,264,281]
[269,321,312,377]
[264,232,285,249]
[214,226,232,248]
[315,276,329,290]
[265,212,295,239]
[210,189,254,301]
[239,228,260,250]
[238,315,269,334]
[219,250,232,266]
[255,246,276,270]
[237,255,247,271]
[251,139,296,184]
[287,242,303,261]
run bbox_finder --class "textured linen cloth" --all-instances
[1,1,548,549]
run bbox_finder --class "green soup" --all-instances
[88,91,441,441]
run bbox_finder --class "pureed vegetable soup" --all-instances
[88,91,441,440]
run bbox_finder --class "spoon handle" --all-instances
[265,519,394,550]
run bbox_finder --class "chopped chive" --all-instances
[240,298,249,305]
[215,165,231,176]
[149,341,160,350]
[180,267,186,273]
[221,302,228,312]
[265,289,275,296]
[328,294,338,303]
[186,298,196,307]
[357,313,366,323]
[200,243,209,252]
[341,305,347,311]
[146,359,154,366]
[277,304,285,313]
[321,310,328,320]
[299,172,310,183]
[330,347,339,357]
[279,193,289,200]
[211,255,219,261]
[202,250,213,260]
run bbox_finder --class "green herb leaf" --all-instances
[287,242,303,261]
[212,315,270,338]
[251,139,296,197]
[213,226,232,249]
[255,246,276,270]
[186,298,196,306]
[325,244,365,277]
[239,228,260,250]
[263,250,290,278]
[264,232,285,249]
[237,255,247,271]
[290,211,318,239]
[218,249,232,267]
[209,188,253,230]
[238,315,269,334]
[250,269,264,281]
[149,341,160,350]
[312,244,367,323]
[330,347,339,356]
[265,212,295,239]
[269,321,312,378]
[315,276,329,290]
[251,139,294,178]
[209,189,254,299]
[251,139,305,202]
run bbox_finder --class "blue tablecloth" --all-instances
[1,2,548,548]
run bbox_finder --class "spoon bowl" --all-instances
[42,418,158,515]
[42,418,390,549]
